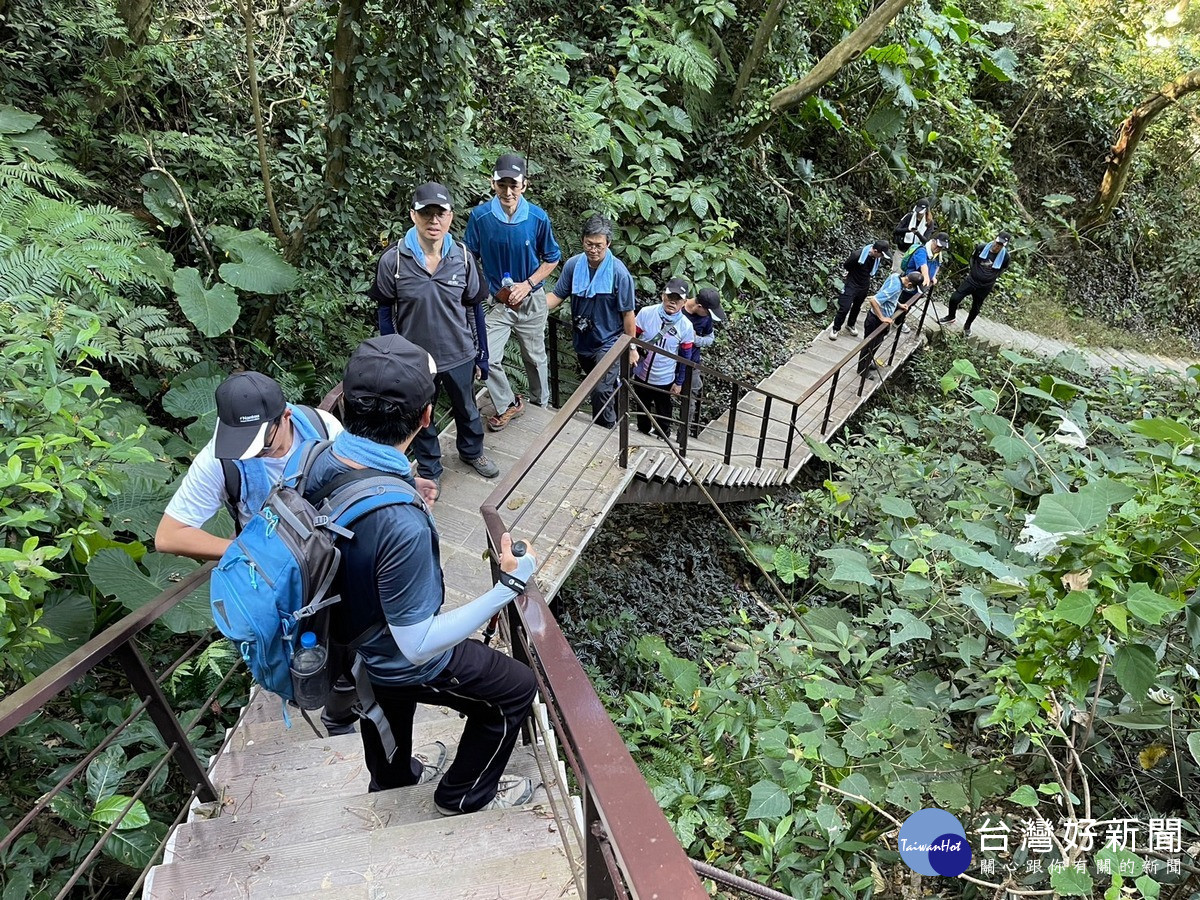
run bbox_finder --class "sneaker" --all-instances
[829,328,840,341]
[901,324,912,333]
[415,740,447,785]
[486,396,526,432]
[460,453,500,478]
[846,324,859,337]
[865,369,879,381]
[963,327,972,338]
[435,775,538,816]
[937,315,955,325]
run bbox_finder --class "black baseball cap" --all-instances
[915,197,932,211]
[493,154,526,181]
[412,182,452,211]
[696,287,725,323]
[214,372,287,460]
[872,240,891,254]
[996,230,1013,244]
[934,231,950,248]
[343,335,437,412]
[664,277,689,298]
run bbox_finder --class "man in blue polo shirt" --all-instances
[465,154,562,431]
[857,270,924,379]
[546,214,639,428]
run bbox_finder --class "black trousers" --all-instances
[946,279,993,330]
[577,349,621,428]
[857,312,888,376]
[634,381,674,436]
[410,359,486,479]
[358,639,536,812]
[833,284,869,331]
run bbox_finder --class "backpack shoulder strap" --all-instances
[311,468,427,525]
[294,405,330,439]
[221,458,242,533]
[283,438,334,494]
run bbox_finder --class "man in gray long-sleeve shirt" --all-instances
[368,182,500,483]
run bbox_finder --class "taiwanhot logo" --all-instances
[898,809,972,877]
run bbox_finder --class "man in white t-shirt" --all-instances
[155,372,343,560]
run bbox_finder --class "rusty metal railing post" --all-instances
[618,349,631,469]
[724,381,738,464]
[677,366,694,456]
[585,796,621,900]
[755,396,772,467]
[114,644,218,803]
[549,316,562,409]
[821,370,840,435]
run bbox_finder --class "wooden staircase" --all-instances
[144,690,578,899]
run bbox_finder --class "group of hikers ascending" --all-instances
[830,196,1014,376]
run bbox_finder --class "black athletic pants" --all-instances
[410,359,486,479]
[358,639,536,813]
[634,381,674,437]
[833,284,869,331]
[577,349,621,428]
[857,312,888,376]
[946,279,993,330]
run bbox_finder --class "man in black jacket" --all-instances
[939,231,1013,338]
[829,240,890,340]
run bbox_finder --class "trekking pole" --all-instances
[482,540,527,647]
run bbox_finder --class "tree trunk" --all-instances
[743,0,913,142]
[287,0,365,262]
[1080,67,1200,230]
[116,0,155,46]
[730,0,788,108]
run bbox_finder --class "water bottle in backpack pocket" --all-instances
[290,630,332,710]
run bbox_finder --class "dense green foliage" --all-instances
[562,340,1200,896]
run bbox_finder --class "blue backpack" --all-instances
[209,439,425,712]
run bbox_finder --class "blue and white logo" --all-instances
[898,808,972,877]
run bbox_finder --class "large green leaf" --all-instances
[1007,784,1039,807]
[1124,584,1182,625]
[1187,732,1200,767]
[880,496,916,519]
[1129,417,1199,446]
[817,549,876,587]
[746,779,790,819]
[173,267,240,337]
[1054,590,1096,626]
[86,550,212,633]
[1113,643,1157,699]
[1031,480,1135,534]
[91,796,150,830]
[1049,865,1093,896]
[100,821,167,870]
[26,591,95,675]
[86,746,126,803]
[0,105,41,134]
[162,373,222,422]
[888,608,931,646]
[107,478,173,540]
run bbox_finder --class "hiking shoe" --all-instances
[963,327,972,338]
[901,324,912,333]
[435,775,538,816]
[461,453,500,478]
[828,328,840,341]
[937,315,955,325]
[846,324,859,336]
[415,740,447,785]
[486,396,525,432]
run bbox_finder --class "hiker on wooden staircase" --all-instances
[305,335,540,815]
[369,182,501,485]
[891,198,937,273]
[633,277,697,439]
[857,270,924,380]
[546,214,640,428]
[464,153,563,431]
[155,372,360,735]
[829,239,890,341]
[683,286,724,436]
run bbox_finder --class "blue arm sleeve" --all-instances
[378,305,395,335]
[388,555,537,665]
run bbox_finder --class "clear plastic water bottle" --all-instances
[497,271,516,307]
[290,631,330,710]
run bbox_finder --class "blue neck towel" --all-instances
[660,307,683,325]
[488,195,529,225]
[980,242,1007,269]
[404,228,454,269]
[857,243,881,276]
[571,249,615,298]
[331,429,414,477]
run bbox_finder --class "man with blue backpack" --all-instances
[300,335,539,814]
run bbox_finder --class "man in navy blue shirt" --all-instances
[939,230,1013,337]
[829,240,890,340]
[547,215,639,428]
[307,335,539,815]
[464,154,562,430]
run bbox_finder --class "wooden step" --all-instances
[230,697,457,751]
[145,804,566,900]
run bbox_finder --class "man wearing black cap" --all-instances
[829,240,890,340]
[305,335,539,815]
[632,278,697,437]
[155,371,342,561]
[368,182,500,483]
[464,153,562,431]
[938,231,1013,337]
[546,214,639,428]
[892,199,936,273]
[858,270,924,379]
[683,287,724,434]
